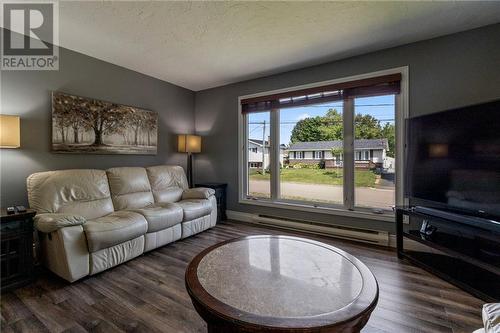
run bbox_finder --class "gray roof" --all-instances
[248,139,268,146]
[289,139,388,151]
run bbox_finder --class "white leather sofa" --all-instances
[473,303,500,333]
[27,165,217,282]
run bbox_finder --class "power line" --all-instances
[250,119,395,125]
[305,104,395,107]
[279,119,395,124]
[355,104,394,106]
[248,125,264,134]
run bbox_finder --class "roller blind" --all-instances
[241,73,401,113]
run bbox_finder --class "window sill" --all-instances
[239,197,395,222]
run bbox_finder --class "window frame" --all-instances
[238,67,408,222]
[314,151,324,159]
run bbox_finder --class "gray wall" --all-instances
[193,24,500,232]
[1,43,195,207]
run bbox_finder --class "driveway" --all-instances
[249,180,394,209]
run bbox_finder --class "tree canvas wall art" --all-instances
[52,92,158,155]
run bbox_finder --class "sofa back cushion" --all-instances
[146,165,188,203]
[27,169,114,219]
[106,167,154,210]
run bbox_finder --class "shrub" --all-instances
[319,159,326,169]
[292,162,321,169]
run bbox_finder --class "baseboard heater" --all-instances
[252,214,389,246]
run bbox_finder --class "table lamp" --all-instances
[178,134,201,187]
[0,115,21,148]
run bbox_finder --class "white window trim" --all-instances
[313,151,324,159]
[238,66,409,222]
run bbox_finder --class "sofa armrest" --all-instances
[182,187,216,200]
[34,213,86,233]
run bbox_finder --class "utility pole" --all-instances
[261,120,266,175]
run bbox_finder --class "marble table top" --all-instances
[197,236,364,318]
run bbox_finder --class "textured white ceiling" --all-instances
[58,1,500,91]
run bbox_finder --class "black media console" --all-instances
[396,207,500,302]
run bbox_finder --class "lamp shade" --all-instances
[0,115,20,148]
[178,134,201,153]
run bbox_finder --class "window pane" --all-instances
[280,102,343,205]
[354,95,396,210]
[247,112,271,198]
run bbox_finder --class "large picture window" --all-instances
[239,68,407,219]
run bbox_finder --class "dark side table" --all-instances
[195,183,227,222]
[1,209,36,292]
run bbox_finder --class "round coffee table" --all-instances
[185,235,378,333]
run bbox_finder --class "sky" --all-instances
[248,95,395,145]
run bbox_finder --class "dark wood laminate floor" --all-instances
[1,220,484,333]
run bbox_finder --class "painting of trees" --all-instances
[53,93,88,144]
[78,99,126,146]
[143,111,158,146]
[52,92,157,155]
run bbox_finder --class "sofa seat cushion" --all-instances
[84,211,148,252]
[130,203,183,233]
[177,199,212,221]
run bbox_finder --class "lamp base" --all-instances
[187,153,193,188]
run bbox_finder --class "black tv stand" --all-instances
[396,207,500,302]
[414,206,500,232]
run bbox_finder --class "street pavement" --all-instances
[249,180,394,209]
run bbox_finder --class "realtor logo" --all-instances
[1,1,59,70]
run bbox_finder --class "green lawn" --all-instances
[249,168,377,187]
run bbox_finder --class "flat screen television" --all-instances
[407,99,500,222]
